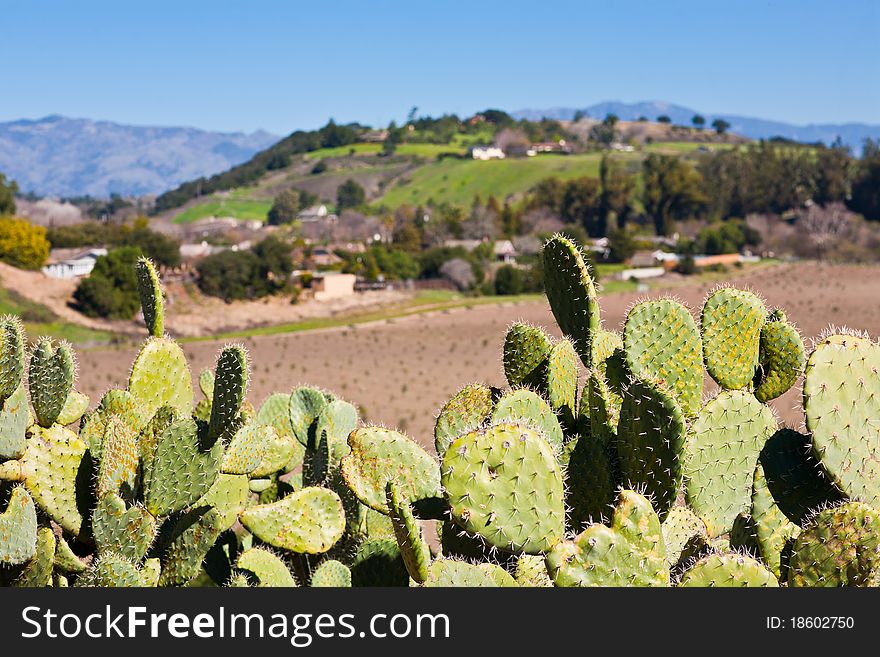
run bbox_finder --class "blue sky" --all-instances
[2,0,877,134]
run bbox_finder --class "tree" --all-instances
[814,144,850,205]
[0,173,18,215]
[573,110,586,122]
[604,113,619,127]
[848,149,880,220]
[393,222,422,253]
[600,155,636,229]
[196,250,262,301]
[337,179,365,210]
[73,246,142,318]
[494,265,524,295]
[252,235,293,287]
[561,177,602,236]
[0,217,50,270]
[267,189,302,225]
[657,115,672,124]
[607,227,637,263]
[692,115,706,129]
[711,118,731,135]
[642,154,707,235]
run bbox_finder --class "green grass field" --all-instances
[304,142,465,160]
[375,152,633,207]
[0,286,114,344]
[172,197,272,224]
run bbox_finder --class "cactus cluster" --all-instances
[0,240,878,587]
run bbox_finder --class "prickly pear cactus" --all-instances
[543,234,601,367]
[754,310,805,402]
[803,332,880,507]
[240,487,345,554]
[386,481,430,584]
[29,338,75,428]
[624,298,702,416]
[310,559,352,587]
[547,490,668,587]
[0,316,24,403]
[423,560,517,587]
[434,383,494,458]
[788,501,880,587]
[617,377,686,520]
[502,322,551,387]
[514,553,553,587]
[661,505,708,569]
[683,390,776,537]
[350,538,409,587]
[442,422,565,555]
[0,486,37,566]
[237,548,297,587]
[701,286,766,390]
[490,388,564,454]
[545,337,579,431]
[678,552,779,587]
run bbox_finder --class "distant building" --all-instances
[312,273,356,300]
[361,129,390,143]
[629,250,659,268]
[493,240,517,263]
[471,146,505,160]
[530,139,571,155]
[310,247,343,268]
[42,248,108,279]
[298,205,338,223]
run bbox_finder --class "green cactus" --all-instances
[96,415,139,498]
[0,315,24,403]
[624,298,703,416]
[196,473,249,531]
[386,481,430,584]
[14,527,56,587]
[678,552,779,587]
[514,553,553,587]
[0,384,29,460]
[128,338,193,418]
[547,490,668,587]
[754,310,805,402]
[92,493,156,561]
[310,559,352,587]
[221,422,271,475]
[341,426,441,514]
[237,548,297,587]
[788,501,880,587]
[442,422,565,555]
[803,331,880,506]
[545,337,579,432]
[423,560,517,587]
[490,388,564,453]
[617,376,686,520]
[683,390,776,538]
[240,486,345,554]
[661,506,708,569]
[542,234,601,367]
[0,486,37,565]
[53,536,87,574]
[701,286,767,390]
[502,322,551,387]
[157,508,225,587]
[77,552,143,588]
[289,386,332,447]
[350,538,410,587]
[207,345,248,444]
[135,258,165,338]
[56,390,89,426]
[434,383,494,458]
[29,338,75,428]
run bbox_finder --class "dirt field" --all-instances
[75,262,880,451]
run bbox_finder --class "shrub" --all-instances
[0,217,50,270]
[494,265,524,295]
[73,246,142,318]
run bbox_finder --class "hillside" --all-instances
[0,115,278,197]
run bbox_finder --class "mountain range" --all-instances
[512,101,880,153]
[0,115,278,198]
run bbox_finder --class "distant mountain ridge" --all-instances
[0,115,279,198]
[512,101,880,152]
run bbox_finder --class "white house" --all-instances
[471,146,505,160]
[42,248,108,279]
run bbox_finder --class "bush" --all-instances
[73,247,142,318]
[46,220,180,267]
[494,265,524,295]
[267,190,301,226]
[0,217,50,270]
[197,236,294,301]
[337,179,366,210]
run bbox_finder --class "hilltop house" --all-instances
[298,205,338,224]
[42,248,108,279]
[471,146,505,160]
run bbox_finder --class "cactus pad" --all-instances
[624,298,702,416]
[442,422,565,554]
[661,506,708,569]
[14,527,56,587]
[310,559,352,587]
[386,481,430,584]
[0,486,37,565]
[96,416,139,498]
[701,287,766,390]
[502,322,551,387]
[289,386,330,447]
[158,508,225,587]
[240,486,345,554]
[144,418,222,517]
[547,490,668,587]
[350,538,409,587]
[561,429,618,529]
[207,345,248,444]
[76,553,142,587]
[754,311,805,402]
[803,332,880,506]
[423,560,517,587]
[135,258,165,338]
[678,552,779,587]
[542,234,601,367]
[29,338,75,428]
[0,315,24,403]
[751,458,800,578]
[92,493,156,561]
[491,388,564,453]
[129,338,193,417]
[514,553,553,587]
[546,337,579,430]
[341,426,441,513]
[617,377,686,520]
[56,390,89,426]
[788,501,880,587]
[221,423,271,475]
[237,548,297,587]
[434,383,494,457]
[0,384,29,460]
[683,390,776,537]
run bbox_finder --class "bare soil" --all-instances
[74,262,880,452]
